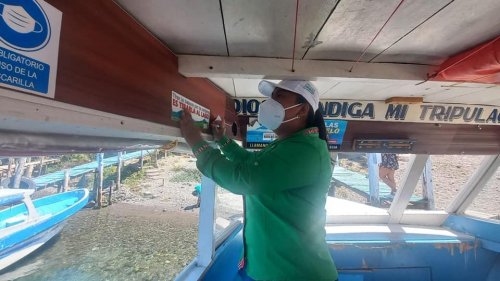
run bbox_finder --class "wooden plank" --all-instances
[338,121,500,155]
[117,0,227,56]
[44,0,233,131]
[221,0,338,58]
[305,0,450,62]
[373,0,500,64]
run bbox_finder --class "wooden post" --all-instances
[422,157,435,210]
[38,157,45,177]
[24,157,33,178]
[97,153,104,208]
[116,152,123,190]
[367,153,380,205]
[63,169,70,192]
[108,180,114,206]
[140,150,144,169]
[13,157,27,188]
[7,158,13,178]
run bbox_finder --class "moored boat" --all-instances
[0,188,89,271]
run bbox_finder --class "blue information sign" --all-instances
[325,119,348,150]
[245,118,277,149]
[0,46,50,93]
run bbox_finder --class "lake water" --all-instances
[0,203,198,281]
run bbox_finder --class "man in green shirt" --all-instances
[180,80,338,281]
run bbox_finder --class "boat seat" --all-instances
[325,224,475,244]
[1,214,28,228]
[326,225,492,281]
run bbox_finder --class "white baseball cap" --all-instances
[258,80,320,112]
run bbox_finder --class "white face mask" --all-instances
[257,99,302,130]
[0,4,43,34]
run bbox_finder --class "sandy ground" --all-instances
[105,152,498,219]
[335,153,499,218]
[110,154,202,214]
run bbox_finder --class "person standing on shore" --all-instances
[379,153,399,195]
[179,80,338,281]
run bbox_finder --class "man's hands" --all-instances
[179,111,203,147]
[179,111,226,146]
[211,116,226,141]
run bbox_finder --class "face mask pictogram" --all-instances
[0,3,43,34]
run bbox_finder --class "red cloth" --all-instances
[431,36,500,84]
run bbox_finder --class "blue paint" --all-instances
[333,165,423,201]
[0,0,51,51]
[0,189,89,258]
[202,224,243,281]
[0,46,50,93]
[325,120,348,150]
[202,222,499,281]
[444,215,500,252]
[33,150,155,189]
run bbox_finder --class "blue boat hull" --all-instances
[0,189,89,270]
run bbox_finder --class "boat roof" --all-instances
[116,0,500,105]
[0,1,498,155]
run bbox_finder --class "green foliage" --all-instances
[103,166,118,188]
[45,154,93,173]
[123,168,146,191]
[170,168,201,183]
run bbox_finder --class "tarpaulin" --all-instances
[431,36,500,84]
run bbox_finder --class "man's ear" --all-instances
[299,103,310,117]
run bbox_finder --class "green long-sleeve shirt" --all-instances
[192,127,338,281]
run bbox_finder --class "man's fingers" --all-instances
[180,110,193,122]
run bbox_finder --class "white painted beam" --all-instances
[446,155,500,214]
[178,55,430,81]
[0,89,212,154]
[388,154,429,224]
[196,176,217,267]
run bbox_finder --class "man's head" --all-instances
[257,80,319,137]
[258,80,320,112]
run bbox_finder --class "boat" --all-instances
[0,1,499,280]
[0,189,89,271]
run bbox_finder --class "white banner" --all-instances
[235,98,500,125]
[171,91,210,129]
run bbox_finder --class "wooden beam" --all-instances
[385,97,424,104]
[178,55,429,81]
[117,152,123,190]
